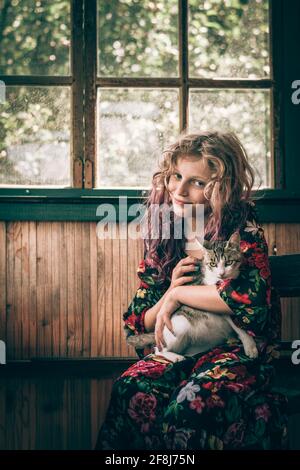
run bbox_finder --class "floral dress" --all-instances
[95,204,289,450]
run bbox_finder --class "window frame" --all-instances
[0,0,300,223]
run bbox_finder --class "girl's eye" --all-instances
[193,180,205,187]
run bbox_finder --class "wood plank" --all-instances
[112,224,120,356]
[21,222,29,358]
[36,222,46,356]
[120,222,128,357]
[82,222,91,357]
[6,223,14,359]
[0,222,6,344]
[275,223,300,341]
[28,222,37,358]
[74,221,83,356]
[51,222,60,357]
[104,223,113,357]
[59,223,68,357]
[13,222,22,359]
[90,223,98,357]
[67,222,76,356]
[44,222,52,356]
[97,222,106,356]
[262,222,276,255]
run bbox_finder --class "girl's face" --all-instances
[166,155,214,219]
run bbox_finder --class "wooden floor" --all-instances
[0,359,299,450]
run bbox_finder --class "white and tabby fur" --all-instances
[126,232,258,363]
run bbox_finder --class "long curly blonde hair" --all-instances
[141,130,257,285]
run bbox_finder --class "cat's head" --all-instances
[197,231,243,284]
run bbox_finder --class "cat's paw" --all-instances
[244,342,258,359]
[153,347,186,363]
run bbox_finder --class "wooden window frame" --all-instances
[0,0,300,223]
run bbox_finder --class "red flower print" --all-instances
[260,267,270,280]
[140,280,150,289]
[190,396,206,414]
[231,291,251,304]
[254,252,268,269]
[255,403,271,422]
[216,278,231,291]
[137,260,146,273]
[240,241,257,253]
[121,360,168,379]
[223,421,246,446]
[223,382,245,393]
[124,312,137,328]
[206,394,225,409]
[202,381,213,390]
[128,392,157,432]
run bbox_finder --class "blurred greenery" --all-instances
[0,0,271,188]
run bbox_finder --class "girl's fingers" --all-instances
[165,317,174,335]
[181,264,199,273]
[180,256,199,265]
[175,276,195,286]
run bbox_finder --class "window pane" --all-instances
[97,0,178,77]
[0,86,71,186]
[189,0,270,78]
[0,0,70,76]
[97,88,179,187]
[189,89,271,188]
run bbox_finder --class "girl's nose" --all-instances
[176,180,189,196]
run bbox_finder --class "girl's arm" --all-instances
[144,287,174,332]
[171,284,234,315]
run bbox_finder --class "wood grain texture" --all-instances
[0,222,299,359]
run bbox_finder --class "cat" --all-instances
[126,231,258,363]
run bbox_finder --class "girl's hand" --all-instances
[170,255,201,289]
[154,290,181,352]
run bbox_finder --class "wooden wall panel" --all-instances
[0,221,299,360]
[0,222,6,346]
[275,224,300,341]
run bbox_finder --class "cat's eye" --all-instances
[226,260,234,266]
[210,262,217,267]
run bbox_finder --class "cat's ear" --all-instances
[226,231,241,246]
[202,240,210,250]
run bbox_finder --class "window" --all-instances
[97,0,272,189]
[1,0,300,220]
[0,0,72,186]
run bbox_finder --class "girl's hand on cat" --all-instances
[154,292,182,351]
[170,256,201,289]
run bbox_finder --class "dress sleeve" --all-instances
[123,258,169,358]
[216,217,272,339]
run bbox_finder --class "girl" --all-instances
[95,131,288,450]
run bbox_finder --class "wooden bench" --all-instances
[269,254,300,417]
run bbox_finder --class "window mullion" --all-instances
[179,0,189,132]
[84,0,97,189]
[270,0,284,190]
[71,0,85,188]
